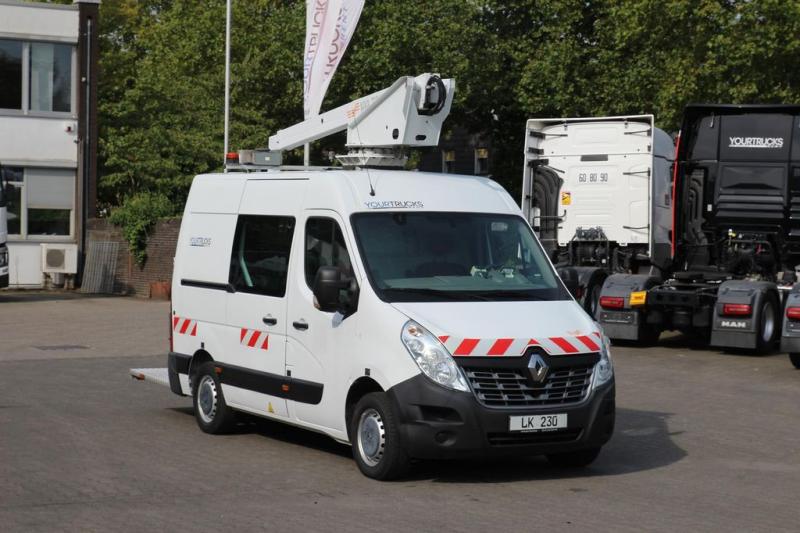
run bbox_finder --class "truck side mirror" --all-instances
[312,266,359,315]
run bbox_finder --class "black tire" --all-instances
[790,353,800,369]
[350,392,410,480]
[192,362,237,434]
[755,294,779,354]
[585,278,604,319]
[637,323,661,346]
[546,447,601,468]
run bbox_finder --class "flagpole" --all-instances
[223,0,232,171]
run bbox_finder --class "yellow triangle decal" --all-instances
[267,402,274,414]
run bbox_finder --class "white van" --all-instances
[167,167,616,479]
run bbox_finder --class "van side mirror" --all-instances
[313,266,358,315]
[558,267,581,299]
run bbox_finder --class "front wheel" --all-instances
[546,447,601,468]
[790,353,800,369]
[350,392,410,480]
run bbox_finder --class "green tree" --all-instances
[65,0,800,208]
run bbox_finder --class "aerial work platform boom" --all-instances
[268,73,454,167]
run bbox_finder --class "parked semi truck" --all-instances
[597,104,800,355]
[0,165,10,288]
[521,115,674,316]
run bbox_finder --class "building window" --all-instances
[442,150,456,173]
[0,40,23,110]
[474,148,489,175]
[30,43,73,113]
[0,39,75,115]
[1,167,23,235]
[26,168,74,236]
[2,167,75,238]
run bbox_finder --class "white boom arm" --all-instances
[269,73,454,166]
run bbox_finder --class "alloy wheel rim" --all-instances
[357,408,386,467]
[197,375,218,424]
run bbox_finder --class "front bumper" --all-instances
[387,373,615,460]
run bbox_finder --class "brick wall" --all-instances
[86,218,180,297]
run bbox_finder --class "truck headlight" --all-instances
[593,334,614,388]
[401,320,469,392]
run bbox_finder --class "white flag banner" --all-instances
[303,0,364,119]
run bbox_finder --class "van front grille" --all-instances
[464,364,594,408]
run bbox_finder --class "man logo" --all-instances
[528,353,549,383]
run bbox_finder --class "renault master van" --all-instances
[167,168,616,480]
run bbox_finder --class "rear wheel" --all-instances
[755,295,779,354]
[350,392,410,480]
[585,282,602,318]
[546,447,601,468]
[192,362,237,434]
[637,323,661,345]
[790,353,800,369]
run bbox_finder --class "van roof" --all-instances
[186,169,520,217]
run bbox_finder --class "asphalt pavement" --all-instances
[1,292,798,532]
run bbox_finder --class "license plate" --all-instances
[509,413,568,432]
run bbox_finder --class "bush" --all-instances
[109,192,174,266]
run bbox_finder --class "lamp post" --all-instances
[223,0,232,170]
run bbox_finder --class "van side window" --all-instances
[229,215,295,297]
[305,217,353,287]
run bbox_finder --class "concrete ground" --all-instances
[0,292,798,532]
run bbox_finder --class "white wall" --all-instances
[7,242,43,287]
[0,3,78,43]
[0,116,78,166]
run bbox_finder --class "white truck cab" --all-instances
[165,76,615,480]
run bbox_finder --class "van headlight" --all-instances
[593,334,614,388]
[401,320,469,392]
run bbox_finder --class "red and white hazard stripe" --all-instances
[172,316,197,337]
[438,331,602,357]
[240,328,269,351]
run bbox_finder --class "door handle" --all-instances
[262,317,277,326]
[293,320,309,331]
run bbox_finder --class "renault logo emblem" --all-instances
[528,353,549,383]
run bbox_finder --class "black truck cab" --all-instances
[598,104,800,355]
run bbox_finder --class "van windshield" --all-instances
[351,212,569,302]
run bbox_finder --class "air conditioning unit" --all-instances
[41,243,78,274]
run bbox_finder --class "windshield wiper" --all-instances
[383,288,491,301]
[475,289,547,301]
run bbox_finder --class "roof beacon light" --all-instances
[268,73,455,168]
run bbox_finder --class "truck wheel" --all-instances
[638,324,661,345]
[586,282,602,318]
[546,447,601,468]
[755,295,778,354]
[350,392,410,480]
[192,362,237,434]
[790,354,800,369]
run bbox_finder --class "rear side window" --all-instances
[229,215,295,297]
[305,217,353,287]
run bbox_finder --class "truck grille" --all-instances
[465,364,594,408]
